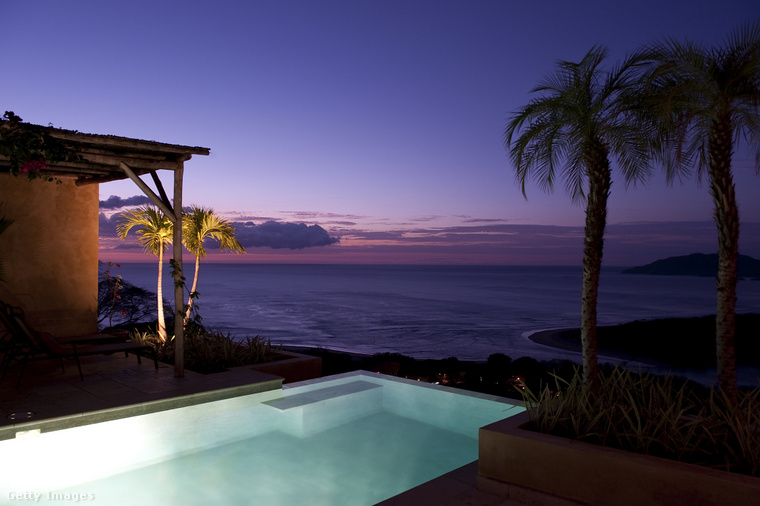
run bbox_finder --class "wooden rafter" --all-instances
[0,126,209,186]
[119,162,177,223]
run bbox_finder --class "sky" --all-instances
[4,0,760,265]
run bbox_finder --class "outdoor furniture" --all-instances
[0,301,158,387]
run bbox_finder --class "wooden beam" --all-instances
[1,135,209,186]
[80,153,182,171]
[150,171,173,212]
[76,173,129,186]
[47,129,210,157]
[119,162,177,224]
[79,146,169,161]
[173,162,185,378]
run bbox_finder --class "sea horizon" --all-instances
[104,262,760,386]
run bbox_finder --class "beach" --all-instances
[284,314,760,391]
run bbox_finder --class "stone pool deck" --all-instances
[0,353,524,505]
[0,354,283,439]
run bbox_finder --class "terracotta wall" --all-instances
[0,173,99,336]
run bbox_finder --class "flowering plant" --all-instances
[0,110,78,181]
[19,158,47,173]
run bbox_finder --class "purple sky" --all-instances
[4,1,760,265]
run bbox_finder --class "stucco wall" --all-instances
[0,173,98,336]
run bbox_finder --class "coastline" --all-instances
[527,316,760,388]
[526,326,666,365]
[284,315,760,390]
[527,327,582,353]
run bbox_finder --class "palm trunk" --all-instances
[708,117,738,404]
[157,248,167,342]
[184,256,201,324]
[581,147,611,395]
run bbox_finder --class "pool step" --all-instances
[264,380,383,437]
[265,381,382,411]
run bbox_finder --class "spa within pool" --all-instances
[0,371,523,505]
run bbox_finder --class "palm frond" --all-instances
[116,205,173,256]
[182,206,245,258]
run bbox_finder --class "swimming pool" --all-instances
[0,371,523,505]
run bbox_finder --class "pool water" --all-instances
[76,412,475,505]
[1,372,523,505]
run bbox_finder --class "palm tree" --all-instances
[505,47,658,394]
[182,206,245,323]
[643,22,760,403]
[117,205,174,342]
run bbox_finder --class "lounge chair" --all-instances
[0,301,158,387]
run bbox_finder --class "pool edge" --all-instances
[0,373,283,441]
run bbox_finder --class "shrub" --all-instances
[521,367,760,477]
[97,262,161,329]
[130,324,279,374]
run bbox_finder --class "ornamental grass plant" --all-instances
[521,367,760,477]
[130,323,279,374]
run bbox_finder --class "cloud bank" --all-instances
[99,197,340,251]
[98,198,760,265]
[99,213,340,250]
[232,221,340,250]
[99,195,153,209]
[100,214,340,251]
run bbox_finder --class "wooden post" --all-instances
[173,163,184,377]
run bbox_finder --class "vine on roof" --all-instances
[0,111,80,181]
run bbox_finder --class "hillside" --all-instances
[532,314,760,369]
[623,253,760,278]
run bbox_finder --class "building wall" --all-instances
[0,173,99,336]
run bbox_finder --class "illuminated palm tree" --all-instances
[182,206,245,323]
[505,47,657,394]
[117,205,174,342]
[643,22,760,403]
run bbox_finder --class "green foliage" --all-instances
[169,258,185,291]
[130,324,279,375]
[521,367,760,476]
[97,262,125,327]
[116,206,174,256]
[117,206,174,342]
[641,21,760,402]
[97,262,160,329]
[0,111,79,181]
[182,205,246,259]
[505,47,657,203]
[181,206,245,323]
[504,47,660,395]
[643,21,760,182]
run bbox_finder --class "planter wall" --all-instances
[478,411,760,506]
[249,350,322,383]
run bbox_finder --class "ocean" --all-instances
[109,263,760,367]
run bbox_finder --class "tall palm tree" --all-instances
[505,47,657,394]
[643,22,760,403]
[117,206,174,342]
[182,206,245,323]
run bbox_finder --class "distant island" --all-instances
[623,253,760,278]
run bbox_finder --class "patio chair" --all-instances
[0,300,118,359]
[0,301,158,387]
